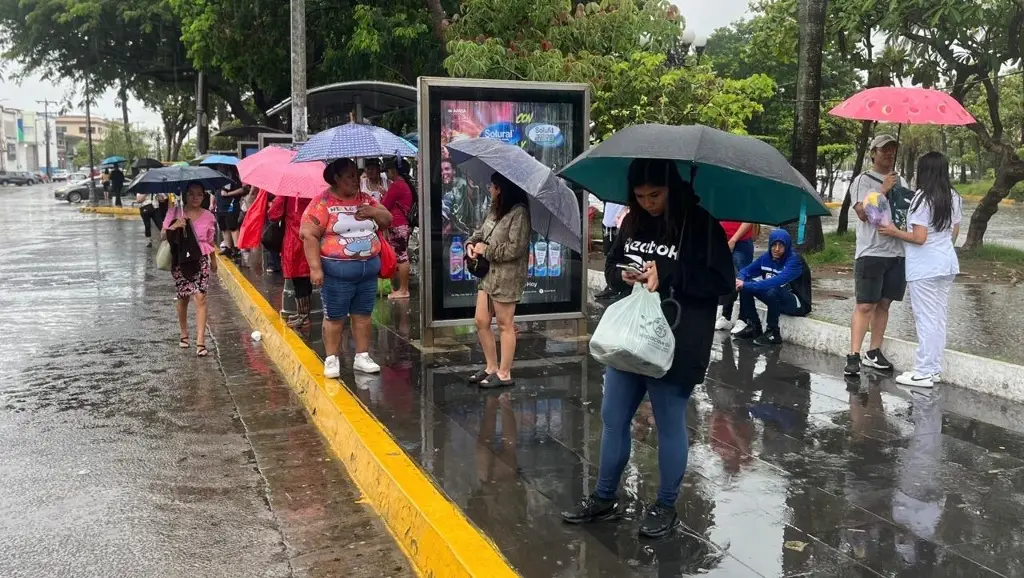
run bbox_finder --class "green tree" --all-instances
[99,123,153,163]
[444,0,774,141]
[880,0,1024,249]
[818,143,854,200]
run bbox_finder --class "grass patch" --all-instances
[956,179,1024,200]
[959,243,1024,265]
[804,231,855,267]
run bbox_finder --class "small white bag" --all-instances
[590,283,675,378]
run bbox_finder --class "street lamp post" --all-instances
[667,27,708,68]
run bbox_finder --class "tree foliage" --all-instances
[444,0,775,141]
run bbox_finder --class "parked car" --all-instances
[0,171,43,186]
[54,176,102,203]
[67,172,87,182]
[52,169,70,182]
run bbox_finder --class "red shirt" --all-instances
[720,221,753,242]
[382,179,414,228]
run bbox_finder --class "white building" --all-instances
[1,107,60,174]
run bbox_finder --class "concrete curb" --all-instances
[216,256,519,578]
[79,206,141,218]
[586,269,1024,401]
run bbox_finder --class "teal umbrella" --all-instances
[557,124,830,226]
[101,155,126,166]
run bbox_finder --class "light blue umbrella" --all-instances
[293,123,417,163]
[200,154,240,166]
[446,138,582,253]
[101,155,126,165]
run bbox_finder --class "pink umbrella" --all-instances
[237,146,328,198]
[829,86,975,126]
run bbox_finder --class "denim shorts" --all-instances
[320,256,380,320]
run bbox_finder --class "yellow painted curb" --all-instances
[961,195,1016,205]
[824,201,842,210]
[79,206,141,218]
[215,256,519,578]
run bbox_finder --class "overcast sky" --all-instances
[675,0,750,35]
[2,1,749,130]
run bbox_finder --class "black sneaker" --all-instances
[561,494,619,524]
[863,348,894,371]
[753,329,782,346]
[733,325,763,340]
[844,353,862,376]
[638,502,679,538]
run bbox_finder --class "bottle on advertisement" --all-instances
[527,242,535,277]
[547,242,562,277]
[534,241,548,277]
[450,236,464,281]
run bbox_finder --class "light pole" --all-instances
[36,99,59,177]
[290,0,308,142]
[667,27,708,68]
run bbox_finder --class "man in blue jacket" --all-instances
[733,229,812,346]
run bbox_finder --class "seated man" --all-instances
[733,229,812,346]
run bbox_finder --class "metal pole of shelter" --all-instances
[196,72,209,155]
[290,0,308,142]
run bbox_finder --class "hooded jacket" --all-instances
[738,229,812,315]
[608,200,735,389]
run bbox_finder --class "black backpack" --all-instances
[859,173,915,230]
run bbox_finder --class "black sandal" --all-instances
[179,337,190,349]
[467,369,492,384]
[196,344,208,358]
[479,373,515,389]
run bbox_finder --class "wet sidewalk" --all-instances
[0,185,410,577]
[245,266,1024,577]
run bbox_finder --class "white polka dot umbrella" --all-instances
[292,122,418,163]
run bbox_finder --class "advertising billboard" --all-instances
[418,78,589,333]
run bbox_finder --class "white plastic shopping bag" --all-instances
[590,284,675,378]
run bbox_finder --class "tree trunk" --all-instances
[837,126,874,235]
[963,156,1024,249]
[790,0,828,251]
[424,0,448,56]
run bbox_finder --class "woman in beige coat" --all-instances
[465,173,532,388]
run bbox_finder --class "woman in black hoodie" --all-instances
[561,158,734,538]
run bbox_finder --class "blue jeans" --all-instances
[721,240,754,320]
[740,284,801,332]
[320,256,381,320]
[595,367,691,507]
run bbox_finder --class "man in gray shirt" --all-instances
[845,134,912,376]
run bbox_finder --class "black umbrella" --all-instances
[127,166,234,195]
[558,124,830,226]
[133,157,164,170]
[211,125,284,139]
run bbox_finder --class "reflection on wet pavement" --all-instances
[244,266,1024,578]
[0,187,410,577]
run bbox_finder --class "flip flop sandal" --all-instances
[179,337,190,349]
[196,344,209,358]
[479,373,515,389]
[467,369,492,384]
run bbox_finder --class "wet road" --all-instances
[0,185,411,577]
[245,264,1024,577]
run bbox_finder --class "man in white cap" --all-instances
[845,134,912,376]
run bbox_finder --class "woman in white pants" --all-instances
[879,152,962,387]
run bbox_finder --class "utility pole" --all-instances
[196,72,209,155]
[290,0,308,142]
[36,99,59,177]
[85,79,98,206]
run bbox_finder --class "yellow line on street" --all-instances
[215,256,519,578]
[79,206,141,218]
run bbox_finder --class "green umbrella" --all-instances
[558,124,830,226]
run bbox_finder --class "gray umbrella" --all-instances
[558,124,829,226]
[446,138,582,253]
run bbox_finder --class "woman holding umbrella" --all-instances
[268,193,313,327]
[162,182,218,357]
[465,173,532,388]
[300,158,392,378]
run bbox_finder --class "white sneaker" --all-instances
[324,355,341,379]
[353,352,381,374]
[895,372,935,388]
[730,320,748,335]
[715,317,734,331]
